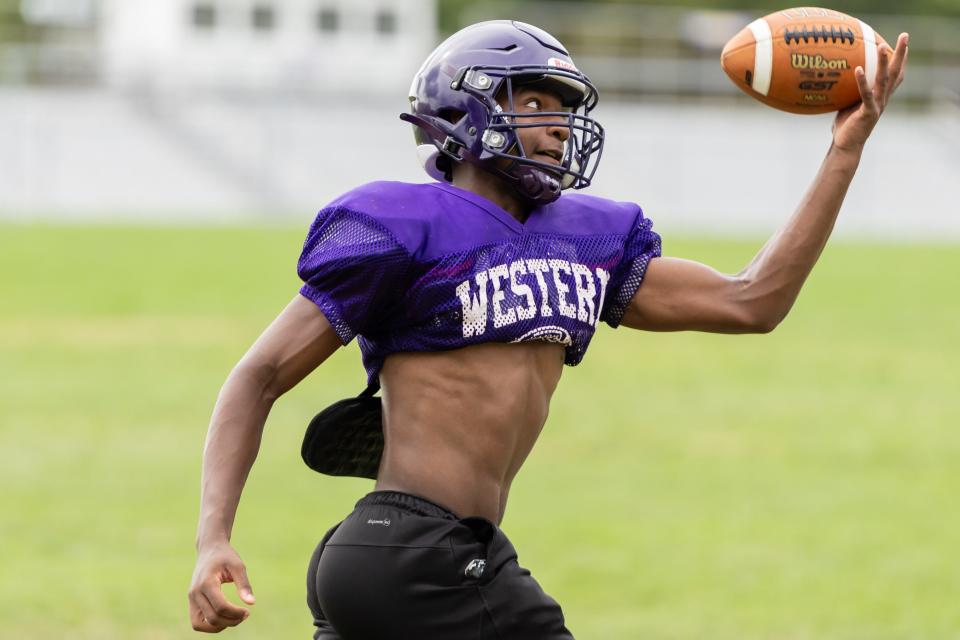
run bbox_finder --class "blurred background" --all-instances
[1,0,958,234]
[2,2,959,639]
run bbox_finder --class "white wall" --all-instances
[2,88,957,241]
[98,0,436,94]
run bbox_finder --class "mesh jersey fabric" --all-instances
[298,181,661,384]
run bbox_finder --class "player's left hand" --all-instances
[832,32,909,153]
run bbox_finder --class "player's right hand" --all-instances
[188,542,256,633]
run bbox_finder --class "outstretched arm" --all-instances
[622,34,909,334]
[188,294,342,633]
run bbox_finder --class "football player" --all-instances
[188,20,908,638]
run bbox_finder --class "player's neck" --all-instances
[451,166,531,223]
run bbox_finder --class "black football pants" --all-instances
[306,490,575,639]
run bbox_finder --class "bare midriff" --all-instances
[375,342,565,524]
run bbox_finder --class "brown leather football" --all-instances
[721,7,887,114]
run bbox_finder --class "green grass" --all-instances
[1,224,958,639]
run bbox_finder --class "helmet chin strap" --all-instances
[512,165,562,205]
[483,152,563,206]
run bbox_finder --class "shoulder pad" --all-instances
[540,193,643,236]
[322,181,434,254]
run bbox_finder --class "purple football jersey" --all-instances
[298,181,661,384]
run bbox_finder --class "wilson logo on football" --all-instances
[791,54,850,70]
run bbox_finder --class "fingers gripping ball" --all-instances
[721,7,887,114]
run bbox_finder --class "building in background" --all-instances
[16,0,436,94]
[99,0,435,94]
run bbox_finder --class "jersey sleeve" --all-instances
[297,207,413,343]
[600,208,662,328]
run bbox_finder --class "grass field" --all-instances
[1,223,958,640]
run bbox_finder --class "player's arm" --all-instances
[189,294,342,633]
[622,34,908,334]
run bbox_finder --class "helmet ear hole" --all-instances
[438,109,466,125]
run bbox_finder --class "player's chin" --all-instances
[531,155,565,175]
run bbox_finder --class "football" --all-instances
[721,7,887,114]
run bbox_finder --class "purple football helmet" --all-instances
[401,20,605,205]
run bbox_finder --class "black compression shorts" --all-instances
[306,491,575,639]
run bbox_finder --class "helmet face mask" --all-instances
[464,67,604,190]
[401,21,606,205]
